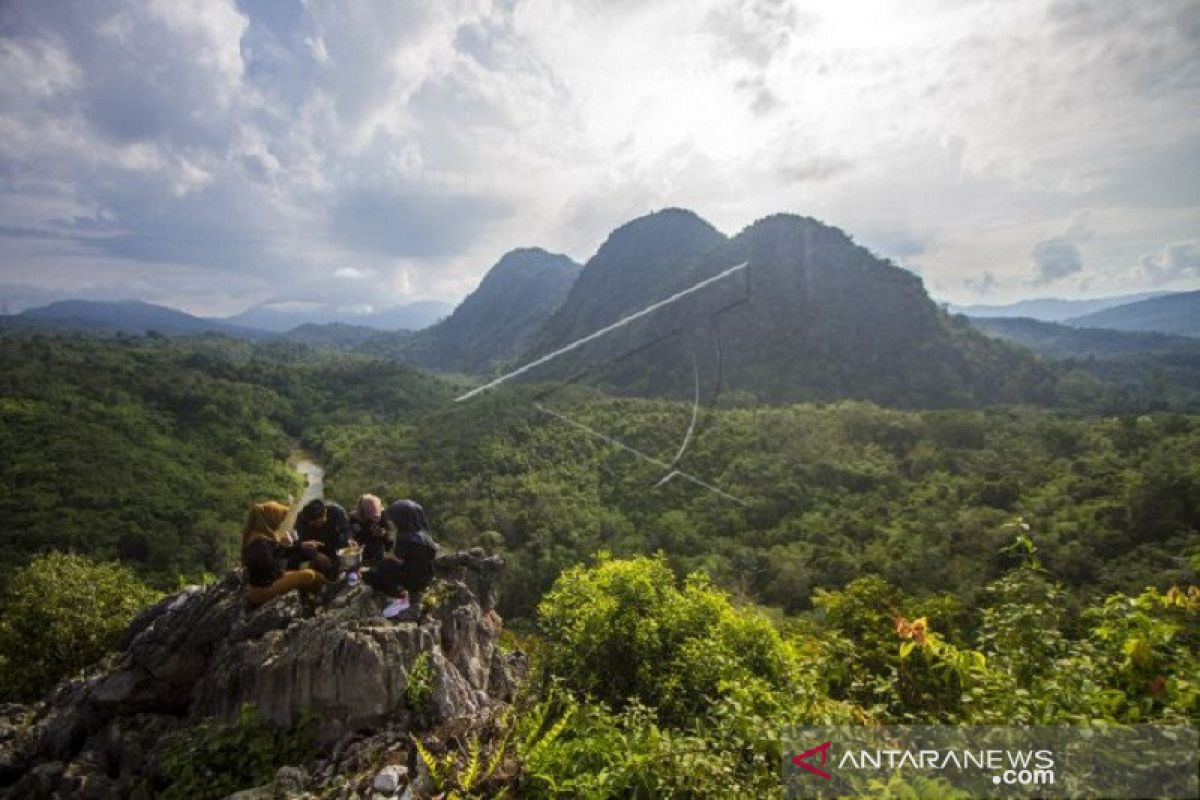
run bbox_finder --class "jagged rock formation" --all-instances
[0,551,525,799]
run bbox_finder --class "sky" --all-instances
[1,0,1197,316]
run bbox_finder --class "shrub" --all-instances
[521,555,861,796]
[159,704,315,800]
[405,650,435,712]
[535,554,797,727]
[0,552,160,701]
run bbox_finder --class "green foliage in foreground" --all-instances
[511,555,860,797]
[159,704,315,800]
[536,555,803,728]
[405,650,435,712]
[0,552,160,701]
[490,553,1198,798]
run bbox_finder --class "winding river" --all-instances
[283,451,325,533]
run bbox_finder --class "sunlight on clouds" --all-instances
[0,0,1196,312]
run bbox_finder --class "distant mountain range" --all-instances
[949,292,1170,322]
[6,211,1198,410]
[2,298,450,338]
[966,315,1200,408]
[967,316,1200,359]
[1065,290,1200,337]
[498,209,1077,407]
[223,300,450,332]
[10,300,265,338]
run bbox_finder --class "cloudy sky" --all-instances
[1,0,1197,316]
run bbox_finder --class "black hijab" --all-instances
[385,500,430,536]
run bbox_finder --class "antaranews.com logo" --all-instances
[783,725,1197,799]
[792,739,1056,788]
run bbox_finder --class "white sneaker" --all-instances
[382,597,410,619]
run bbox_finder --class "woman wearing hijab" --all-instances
[349,493,391,564]
[240,501,326,607]
[364,500,438,619]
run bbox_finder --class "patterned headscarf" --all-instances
[357,493,384,522]
[241,501,290,547]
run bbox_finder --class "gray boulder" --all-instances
[0,551,524,799]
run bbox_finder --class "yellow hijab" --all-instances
[241,501,291,547]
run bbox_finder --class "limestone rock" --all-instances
[0,551,523,799]
[372,763,407,793]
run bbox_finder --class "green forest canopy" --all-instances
[1,332,1197,795]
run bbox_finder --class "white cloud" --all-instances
[1031,237,1084,286]
[1140,240,1200,286]
[0,0,1197,314]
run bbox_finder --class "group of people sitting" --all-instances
[240,493,439,620]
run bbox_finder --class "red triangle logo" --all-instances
[791,741,833,780]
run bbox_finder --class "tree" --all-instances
[535,553,796,726]
[0,552,160,701]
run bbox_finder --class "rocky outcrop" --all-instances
[0,550,526,798]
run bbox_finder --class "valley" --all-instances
[0,209,1196,798]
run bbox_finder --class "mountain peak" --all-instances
[513,208,1073,407]
[397,247,582,372]
[525,209,728,356]
[595,208,724,257]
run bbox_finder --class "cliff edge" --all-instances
[0,550,526,798]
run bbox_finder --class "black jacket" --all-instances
[297,502,351,561]
[393,528,438,592]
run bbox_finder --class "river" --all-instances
[283,451,325,533]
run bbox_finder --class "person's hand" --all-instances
[300,540,319,552]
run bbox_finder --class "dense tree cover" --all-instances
[0,329,1196,795]
[968,316,1200,410]
[509,554,857,797]
[316,386,1200,620]
[0,334,453,586]
[0,553,160,701]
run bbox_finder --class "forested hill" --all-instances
[398,247,582,373]
[10,299,264,338]
[525,208,728,355]
[968,316,1200,410]
[0,335,453,585]
[1067,290,1200,338]
[514,211,1100,408]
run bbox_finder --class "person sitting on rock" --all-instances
[349,493,391,564]
[368,500,439,618]
[240,501,327,607]
[294,498,350,580]
[362,554,413,619]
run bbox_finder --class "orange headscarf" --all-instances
[241,501,291,547]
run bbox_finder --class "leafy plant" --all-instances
[159,704,315,800]
[413,725,512,799]
[0,552,160,701]
[404,650,435,712]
